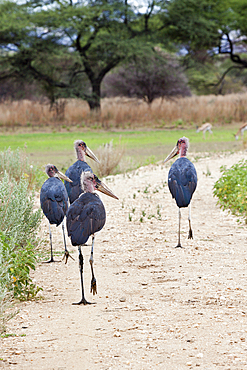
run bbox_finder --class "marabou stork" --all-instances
[40,164,74,263]
[64,140,100,204]
[164,137,197,248]
[66,171,118,305]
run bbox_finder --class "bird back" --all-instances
[168,157,197,208]
[65,160,92,204]
[66,193,106,246]
[40,177,68,226]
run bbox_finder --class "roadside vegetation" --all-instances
[0,149,43,334]
[213,160,247,223]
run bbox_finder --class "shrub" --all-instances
[0,172,43,247]
[0,233,14,334]
[0,173,43,304]
[0,232,42,301]
[213,160,247,222]
[0,148,47,190]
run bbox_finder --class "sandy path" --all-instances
[1,151,247,370]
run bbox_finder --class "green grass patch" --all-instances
[0,128,241,170]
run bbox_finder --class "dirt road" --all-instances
[1,151,247,369]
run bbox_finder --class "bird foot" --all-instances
[62,250,75,264]
[42,258,61,263]
[175,244,184,248]
[90,278,97,295]
[188,229,193,239]
[72,298,94,305]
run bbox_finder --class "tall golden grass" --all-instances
[0,93,247,129]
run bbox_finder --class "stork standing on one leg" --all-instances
[64,140,100,204]
[164,137,197,248]
[40,164,74,263]
[66,171,118,305]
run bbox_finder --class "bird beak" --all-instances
[95,178,118,200]
[163,146,179,164]
[85,146,100,164]
[56,170,73,183]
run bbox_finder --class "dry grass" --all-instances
[91,140,125,177]
[1,93,247,129]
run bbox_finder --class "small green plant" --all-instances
[142,210,146,217]
[133,193,136,199]
[128,213,132,221]
[203,166,211,177]
[144,185,150,193]
[153,187,159,193]
[157,205,162,220]
[132,208,136,213]
[213,160,247,222]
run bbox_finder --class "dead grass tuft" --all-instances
[91,140,125,177]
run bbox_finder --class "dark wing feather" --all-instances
[40,177,68,226]
[64,160,92,204]
[66,193,106,246]
[168,157,197,208]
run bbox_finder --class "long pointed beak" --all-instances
[163,146,178,164]
[86,146,100,164]
[95,178,118,200]
[56,170,73,183]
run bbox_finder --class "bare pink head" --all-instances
[74,140,87,161]
[163,137,190,163]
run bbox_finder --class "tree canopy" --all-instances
[0,0,162,110]
[161,0,247,91]
[0,0,247,110]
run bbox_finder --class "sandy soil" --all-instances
[1,151,247,370]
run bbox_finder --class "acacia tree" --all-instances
[0,0,161,111]
[103,50,191,103]
[159,0,247,92]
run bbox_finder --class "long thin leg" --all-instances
[188,204,193,239]
[89,235,97,295]
[175,208,183,248]
[43,223,60,263]
[73,246,91,305]
[61,221,75,264]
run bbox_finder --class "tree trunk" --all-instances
[86,81,101,112]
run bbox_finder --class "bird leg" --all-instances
[43,224,60,263]
[61,221,75,264]
[188,204,193,239]
[73,246,91,305]
[175,208,183,248]
[89,235,97,295]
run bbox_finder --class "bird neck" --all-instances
[179,144,187,158]
[77,147,86,162]
[83,180,96,194]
